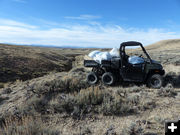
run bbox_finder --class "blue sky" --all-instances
[0,0,180,47]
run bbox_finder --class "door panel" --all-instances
[121,63,145,82]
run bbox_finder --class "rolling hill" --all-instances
[145,39,180,65]
[0,44,93,84]
[146,39,180,51]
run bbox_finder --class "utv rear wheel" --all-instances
[147,74,163,89]
[87,72,98,85]
[102,72,115,86]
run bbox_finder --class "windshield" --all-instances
[125,46,148,59]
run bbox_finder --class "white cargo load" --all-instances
[87,48,120,64]
[88,50,101,58]
[87,48,145,65]
[109,47,120,57]
[93,52,112,64]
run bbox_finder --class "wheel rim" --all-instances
[104,75,112,83]
[88,75,96,82]
[150,78,160,87]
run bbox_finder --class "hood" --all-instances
[151,59,161,64]
[151,59,163,69]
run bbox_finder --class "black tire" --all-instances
[102,72,115,86]
[87,72,98,85]
[147,74,163,89]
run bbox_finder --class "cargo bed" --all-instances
[84,60,100,67]
[84,57,121,69]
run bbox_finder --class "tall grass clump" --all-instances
[32,74,89,95]
[49,86,147,118]
[0,115,60,135]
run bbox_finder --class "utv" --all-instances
[84,41,165,89]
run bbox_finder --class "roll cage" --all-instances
[119,41,152,67]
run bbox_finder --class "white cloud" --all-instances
[65,15,101,20]
[0,18,180,47]
[30,18,61,26]
[12,0,27,3]
[0,19,36,29]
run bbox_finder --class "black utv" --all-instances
[84,41,165,89]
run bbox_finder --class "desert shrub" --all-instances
[154,116,166,125]
[46,87,154,118]
[138,91,156,111]
[52,87,104,117]
[72,87,139,116]
[62,76,89,93]
[70,87,137,116]
[76,87,104,106]
[20,84,156,119]
[0,115,60,135]
[72,86,105,116]
[32,79,66,95]
[2,88,12,94]
[104,125,116,135]
[46,87,102,115]
[52,94,75,114]
[121,122,144,135]
[18,83,91,116]
[139,98,156,111]
[157,84,177,97]
[101,93,135,115]
[129,85,142,93]
[14,94,51,116]
[79,126,92,135]
[32,74,89,95]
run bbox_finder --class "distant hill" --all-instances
[0,44,92,84]
[144,39,180,65]
[0,43,101,49]
[146,39,180,51]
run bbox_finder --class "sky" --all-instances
[0,0,180,48]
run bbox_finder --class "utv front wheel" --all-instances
[147,74,163,89]
[87,72,98,85]
[102,72,115,86]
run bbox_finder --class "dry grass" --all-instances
[164,64,180,73]
[0,67,179,134]
[0,115,60,135]
[17,84,156,121]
